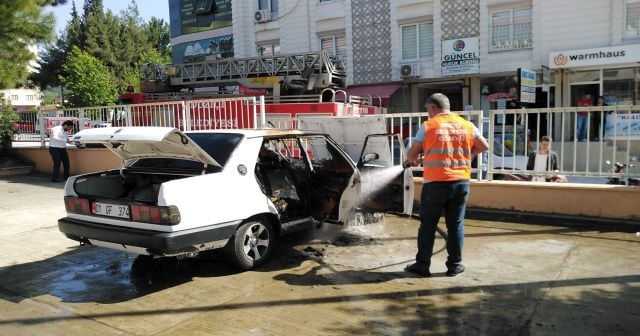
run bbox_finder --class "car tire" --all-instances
[225,219,274,270]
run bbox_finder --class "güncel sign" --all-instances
[549,44,640,68]
[441,37,480,76]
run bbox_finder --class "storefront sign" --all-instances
[180,0,232,35]
[549,44,640,69]
[441,37,480,76]
[605,113,640,140]
[541,65,550,93]
[518,68,536,103]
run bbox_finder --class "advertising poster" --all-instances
[180,0,232,34]
[441,37,480,76]
[605,113,640,140]
[518,68,536,103]
[172,35,234,64]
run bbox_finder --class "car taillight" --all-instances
[64,196,91,215]
[131,204,181,226]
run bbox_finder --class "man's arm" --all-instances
[51,127,68,142]
[405,141,423,165]
[471,135,489,156]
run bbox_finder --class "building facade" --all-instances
[168,0,640,113]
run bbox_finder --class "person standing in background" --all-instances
[403,93,489,277]
[49,120,74,182]
[575,93,592,142]
[596,96,608,140]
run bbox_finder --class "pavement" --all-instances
[1,174,639,335]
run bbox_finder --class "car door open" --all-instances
[356,133,414,215]
[300,135,359,224]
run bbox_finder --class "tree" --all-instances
[61,46,118,107]
[143,17,171,59]
[33,0,173,96]
[0,95,19,152]
[0,0,65,88]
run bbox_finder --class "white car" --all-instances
[59,127,413,270]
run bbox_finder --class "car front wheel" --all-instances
[225,219,274,270]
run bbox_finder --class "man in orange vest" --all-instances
[403,93,489,277]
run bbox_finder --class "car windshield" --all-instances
[130,132,244,171]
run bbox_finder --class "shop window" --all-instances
[490,7,532,52]
[258,0,279,13]
[626,0,640,38]
[603,68,637,105]
[258,43,281,56]
[569,70,600,83]
[401,22,434,61]
[320,35,346,61]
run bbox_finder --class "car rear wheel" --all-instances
[225,219,274,270]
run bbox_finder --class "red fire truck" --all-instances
[114,52,387,130]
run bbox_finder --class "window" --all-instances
[258,0,279,13]
[27,95,34,101]
[320,35,346,61]
[490,7,532,51]
[625,0,640,38]
[258,43,281,56]
[401,22,434,61]
[10,95,18,101]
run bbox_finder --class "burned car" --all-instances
[59,127,413,270]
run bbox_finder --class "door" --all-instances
[356,134,414,215]
[299,135,359,223]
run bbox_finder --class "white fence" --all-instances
[12,98,639,182]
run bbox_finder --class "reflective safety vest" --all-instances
[422,113,475,181]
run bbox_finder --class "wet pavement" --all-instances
[1,174,639,335]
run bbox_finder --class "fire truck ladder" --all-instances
[169,52,346,90]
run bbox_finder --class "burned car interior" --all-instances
[254,136,354,223]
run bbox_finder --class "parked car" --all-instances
[59,127,413,270]
[11,121,36,134]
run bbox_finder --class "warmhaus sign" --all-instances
[549,44,640,68]
[441,37,480,76]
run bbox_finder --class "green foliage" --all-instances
[0,0,58,88]
[61,46,118,107]
[32,0,173,99]
[0,95,19,152]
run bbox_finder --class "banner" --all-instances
[604,113,640,140]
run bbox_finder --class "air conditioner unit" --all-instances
[400,63,420,77]
[254,9,271,23]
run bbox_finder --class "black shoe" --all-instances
[446,264,465,277]
[404,263,431,277]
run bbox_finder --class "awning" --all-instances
[345,83,401,98]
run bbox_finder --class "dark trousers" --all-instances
[416,180,469,268]
[49,147,70,181]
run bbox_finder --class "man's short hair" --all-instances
[541,135,552,142]
[62,120,74,127]
[425,93,450,110]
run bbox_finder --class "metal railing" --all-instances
[489,106,640,182]
[12,100,639,183]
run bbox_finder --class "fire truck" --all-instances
[113,51,387,130]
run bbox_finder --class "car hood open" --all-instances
[72,127,221,167]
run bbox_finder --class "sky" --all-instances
[46,0,170,37]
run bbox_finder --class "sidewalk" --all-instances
[0,175,639,335]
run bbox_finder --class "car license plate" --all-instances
[92,202,130,219]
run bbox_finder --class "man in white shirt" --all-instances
[49,120,74,182]
[526,136,565,182]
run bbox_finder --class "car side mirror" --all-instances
[362,153,379,164]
